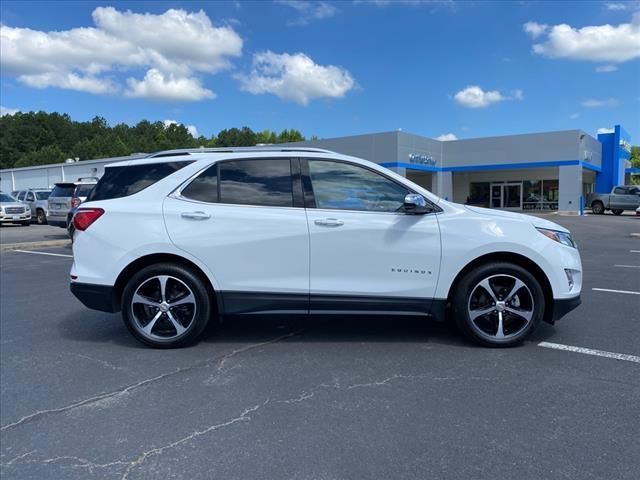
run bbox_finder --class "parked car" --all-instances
[587,185,640,215]
[47,178,98,228]
[12,188,52,224]
[70,147,582,349]
[0,192,32,226]
[636,206,640,216]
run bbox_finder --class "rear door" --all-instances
[164,158,310,314]
[303,158,441,314]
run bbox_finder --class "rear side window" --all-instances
[219,159,293,207]
[50,185,76,197]
[87,161,192,201]
[74,184,95,198]
[181,165,218,203]
[35,191,51,200]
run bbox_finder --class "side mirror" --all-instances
[403,193,432,214]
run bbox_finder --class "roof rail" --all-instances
[146,146,334,158]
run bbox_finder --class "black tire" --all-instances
[451,262,545,347]
[36,209,47,225]
[612,209,623,216]
[121,263,212,348]
[591,201,604,215]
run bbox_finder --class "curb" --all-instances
[0,239,71,252]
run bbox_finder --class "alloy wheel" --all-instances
[467,274,534,341]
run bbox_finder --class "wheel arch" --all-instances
[446,251,555,324]
[113,253,222,317]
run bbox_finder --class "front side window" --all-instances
[26,192,35,201]
[308,160,409,212]
[35,191,51,200]
[17,192,25,201]
[219,159,293,207]
[613,187,626,195]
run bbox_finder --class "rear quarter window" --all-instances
[87,161,192,201]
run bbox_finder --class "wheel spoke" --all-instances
[505,278,525,302]
[157,275,169,302]
[133,293,159,307]
[505,306,533,322]
[469,306,495,321]
[142,310,163,335]
[478,278,498,302]
[496,311,505,338]
[169,293,195,307]
[167,311,186,335]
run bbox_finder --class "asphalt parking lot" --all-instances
[1,214,639,479]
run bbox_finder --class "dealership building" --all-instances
[0,124,635,213]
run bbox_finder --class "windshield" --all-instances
[35,191,51,200]
[0,193,17,202]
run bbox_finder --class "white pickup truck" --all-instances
[587,185,640,215]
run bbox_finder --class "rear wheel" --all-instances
[121,263,212,348]
[591,201,604,215]
[452,262,544,347]
[612,209,623,216]
[36,209,47,225]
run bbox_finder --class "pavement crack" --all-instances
[0,332,296,432]
[62,352,127,371]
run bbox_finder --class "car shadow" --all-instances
[57,309,558,350]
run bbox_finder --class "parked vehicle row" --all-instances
[47,178,98,230]
[69,147,583,349]
[587,185,640,215]
[11,188,51,224]
[0,192,32,226]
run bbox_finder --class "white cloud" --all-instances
[435,133,457,141]
[595,64,618,72]
[126,69,214,102]
[453,85,523,108]
[597,127,615,134]
[569,112,580,119]
[605,2,638,10]
[526,14,640,63]
[236,51,355,105]
[276,1,337,25]
[0,106,19,116]
[523,21,549,38]
[581,97,620,107]
[163,119,199,138]
[0,7,242,100]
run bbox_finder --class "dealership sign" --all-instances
[408,153,436,166]
[619,138,631,153]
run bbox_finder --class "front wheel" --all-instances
[451,262,544,347]
[36,209,47,225]
[121,263,212,348]
[612,209,623,216]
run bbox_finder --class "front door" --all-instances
[491,183,522,209]
[303,159,441,314]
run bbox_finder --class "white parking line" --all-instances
[538,342,640,364]
[12,250,73,258]
[613,265,640,269]
[631,250,640,253]
[592,288,640,295]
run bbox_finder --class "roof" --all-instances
[146,146,335,157]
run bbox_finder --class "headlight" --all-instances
[536,227,577,249]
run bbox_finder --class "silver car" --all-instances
[12,188,51,224]
[47,179,97,228]
[0,192,32,226]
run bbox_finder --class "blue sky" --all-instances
[1,0,639,142]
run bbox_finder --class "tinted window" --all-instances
[613,187,626,194]
[219,159,293,207]
[308,160,409,212]
[26,192,35,201]
[182,165,218,203]
[74,184,95,198]
[87,161,192,202]
[35,191,51,200]
[628,187,639,195]
[50,185,76,197]
[17,192,25,200]
[0,193,16,202]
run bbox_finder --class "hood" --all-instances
[0,201,26,208]
[465,205,569,232]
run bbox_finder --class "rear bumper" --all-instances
[551,295,581,322]
[70,282,119,313]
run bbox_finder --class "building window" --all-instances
[523,180,542,210]
[467,182,490,207]
[583,183,593,196]
[542,180,559,210]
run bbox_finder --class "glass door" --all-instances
[502,183,522,209]
[491,184,502,208]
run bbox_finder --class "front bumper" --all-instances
[551,295,581,322]
[70,282,119,313]
[0,214,31,223]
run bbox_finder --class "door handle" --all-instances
[314,218,344,227]
[181,211,211,220]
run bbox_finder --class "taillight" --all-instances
[71,197,81,208]
[73,208,104,231]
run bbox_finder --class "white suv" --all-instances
[70,148,582,348]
